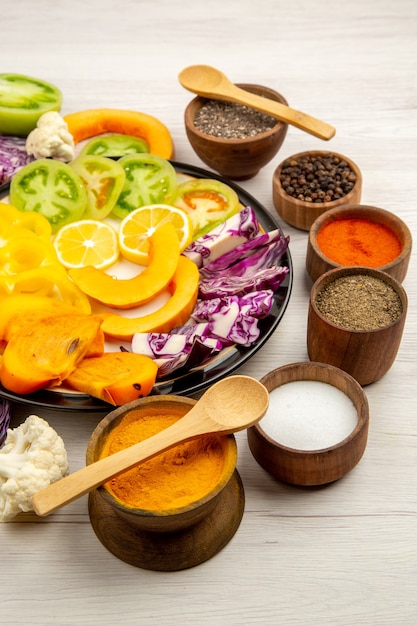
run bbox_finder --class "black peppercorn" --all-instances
[279,153,357,203]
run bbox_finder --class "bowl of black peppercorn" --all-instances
[272,151,362,231]
[184,84,289,180]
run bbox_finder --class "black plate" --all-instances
[0,161,293,411]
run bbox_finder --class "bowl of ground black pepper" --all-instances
[184,84,289,180]
[306,205,412,283]
[307,266,408,385]
[272,151,362,230]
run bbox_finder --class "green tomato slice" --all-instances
[70,155,126,220]
[0,73,62,137]
[112,153,177,219]
[9,159,87,234]
[79,134,149,158]
[173,178,240,239]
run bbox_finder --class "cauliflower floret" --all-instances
[26,111,75,162]
[0,414,69,522]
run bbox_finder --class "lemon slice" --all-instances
[118,204,192,265]
[54,219,119,269]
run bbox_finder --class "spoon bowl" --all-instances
[179,65,336,141]
[32,375,269,516]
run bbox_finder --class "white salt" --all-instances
[259,380,358,451]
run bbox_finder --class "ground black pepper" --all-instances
[193,100,277,139]
[315,274,403,331]
[279,153,357,203]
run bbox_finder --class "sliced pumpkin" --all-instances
[101,256,199,341]
[64,108,174,159]
[0,314,103,395]
[69,223,181,310]
[65,352,158,405]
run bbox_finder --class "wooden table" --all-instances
[1,1,416,624]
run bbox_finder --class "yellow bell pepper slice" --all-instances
[0,267,91,313]
[0,234,59,275]
[0,202,52,241]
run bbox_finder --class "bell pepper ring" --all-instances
[0,235,59,275]
[64,108,174,160]
[0,266,91,313]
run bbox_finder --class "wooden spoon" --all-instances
[178,64,336,141]
[32,375,269,517]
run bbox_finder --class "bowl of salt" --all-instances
[247,362,369,486]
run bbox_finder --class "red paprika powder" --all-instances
[316,218,402,267]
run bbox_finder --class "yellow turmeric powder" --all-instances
[100,406,226,511]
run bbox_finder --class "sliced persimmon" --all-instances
[65,352,158,405]
[0,314,103,395]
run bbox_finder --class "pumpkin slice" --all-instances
[101,256,199,341]
[65,352,158,405]
[69,223,181,310]
[0,314,103,395]
[64,108,174,159]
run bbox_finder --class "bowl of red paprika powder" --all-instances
[306,205,412,283]
[272,151,362,230]
[86,394,244,571]
[184,84,289,180]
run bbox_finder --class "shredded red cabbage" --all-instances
[0,398,12,446]
[183,206,260,268]
[198,228,289,299]
[132,323,221,377]
[0,135,34,185]
[131,220,290,377]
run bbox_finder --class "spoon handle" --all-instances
[31,410,214,517]
[207,85,335,141]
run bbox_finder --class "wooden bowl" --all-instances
[184,84,289,180]
[307,266,408,385]
[86,395,244,571]
[247,362,369,486]
[306,204,412,283]
[272,151,362,230]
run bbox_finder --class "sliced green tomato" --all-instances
[79,133,149,158]
[69,155,126,220]
[112,153,177,219]
[0,74,62,137]
[9,159,87,234]
[173,178,240,239]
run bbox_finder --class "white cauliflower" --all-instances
[0,414,69,522]
[26,111,75,162]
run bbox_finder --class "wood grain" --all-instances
[1,0,416,624]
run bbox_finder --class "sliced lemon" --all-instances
[118,204,192,265]
[54,219,119,269]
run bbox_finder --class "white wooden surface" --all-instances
[1,1,417,624]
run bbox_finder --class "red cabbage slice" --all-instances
[200,228,289,275]
[199,265,288,299]
[192,291,274,346]
[132,323,221,377]
[0,398,11,446]
[183,206,261,268]
[0,135,34,185]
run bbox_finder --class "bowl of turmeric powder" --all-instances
[272,151,362,231]
[306,204,412,283]
[86,394,244,571]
